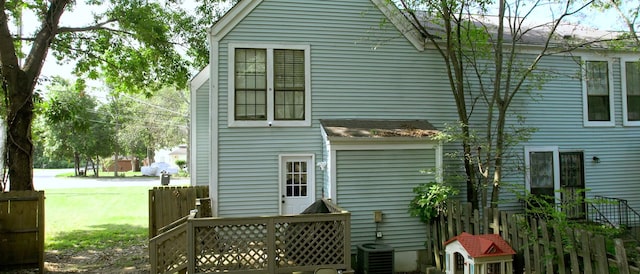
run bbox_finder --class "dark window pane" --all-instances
[585,61,610,122]
[235,48,267,120]
[588,95,610,121]
[274,49,305,120]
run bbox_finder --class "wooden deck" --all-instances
[149,199,351,274]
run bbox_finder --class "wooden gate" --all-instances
[0,191,45,273]
[148,186,209,238]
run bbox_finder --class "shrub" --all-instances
[175,160,187,170]
[409,181,458,223]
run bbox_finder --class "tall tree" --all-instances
[0,0,228,190]
[41,77,107,176]
[399,0,601,208]
[118,87,189,165]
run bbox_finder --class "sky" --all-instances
[13,0,629,95]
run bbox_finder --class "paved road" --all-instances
[32,169,190,190]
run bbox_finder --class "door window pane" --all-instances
[530,151,554,197]
[560,152,585,219]
[285,160,308,197]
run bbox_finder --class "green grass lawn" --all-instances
[54,170,146,178]
[45,187,149,251]
[54,169,190,178]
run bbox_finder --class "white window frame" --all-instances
[228,43,311,127]
[524,146,561,203]
[621,57,640,126]
[581,57,615,127]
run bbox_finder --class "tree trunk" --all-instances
[461,128,479,211]
[95,156,100,177]
[1,0,70,191]
[6,71,34,191]
[148,148,155,165]
[74,151,80,176]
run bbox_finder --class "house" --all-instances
[189,0,640,271]
[168,145,188,164]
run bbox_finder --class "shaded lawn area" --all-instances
[44,187,150,272]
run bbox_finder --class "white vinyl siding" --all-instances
[513,55,640,213]
[193,80,210,186]
[582,58,615,127]
[336,149,436,252]
[198,0,640,219]
[213,0,458,217]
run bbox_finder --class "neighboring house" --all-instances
[168,145,188,163]
[190,0,640,271]
[153,146,184,166]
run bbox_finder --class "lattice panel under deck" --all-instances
[195,224,269,272]
[155,229,188,273]
[275,221,346,267]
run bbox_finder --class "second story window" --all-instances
[624,60,640,125]
[583,60,614,126]
[229,44,311,127]
[235,48,267,120]
[274,49,305,120]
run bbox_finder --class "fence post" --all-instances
[149,189,155,238]
[267,218,276,273]
[149,238,157,274]
[37,191,45,274]
[187,214,195,274]
[614,238,630,274]
[580,230,593,274]
[551,224,566,274]
[530,218,541,274]
[539,220,553,274]
[343,213,351,270]
[567,228,580,274]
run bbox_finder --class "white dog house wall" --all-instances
[444,232,516,274]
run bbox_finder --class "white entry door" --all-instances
[280,155,314,215]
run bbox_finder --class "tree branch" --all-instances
[0,0,20,73]
[57,19,122,34]
[24,0,72,84]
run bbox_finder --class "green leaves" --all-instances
[408,181,459,223]
[43,0,237,95]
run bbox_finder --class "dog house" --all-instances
[444,232,515,274]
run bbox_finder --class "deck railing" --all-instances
[149,199,351,274]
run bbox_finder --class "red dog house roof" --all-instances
[444,232,516,258]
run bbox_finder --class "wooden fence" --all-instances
[149,199,352,274]
[148,186,209,238]
[425,202,640,274]
[0,191,45,273]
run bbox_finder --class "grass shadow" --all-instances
[45,223,149,273]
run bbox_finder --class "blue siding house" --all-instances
[190,0,640,271]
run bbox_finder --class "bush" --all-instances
[175,160,187,170]
[409,181,458,223]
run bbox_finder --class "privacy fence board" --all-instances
[0,191,45,273]
[425,202,640,274]
[148,186,209,238]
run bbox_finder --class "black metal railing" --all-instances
[589,196,640,229]
[587,196,640,243]
[588,202,616,227]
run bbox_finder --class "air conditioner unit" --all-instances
[356,243,394,274]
